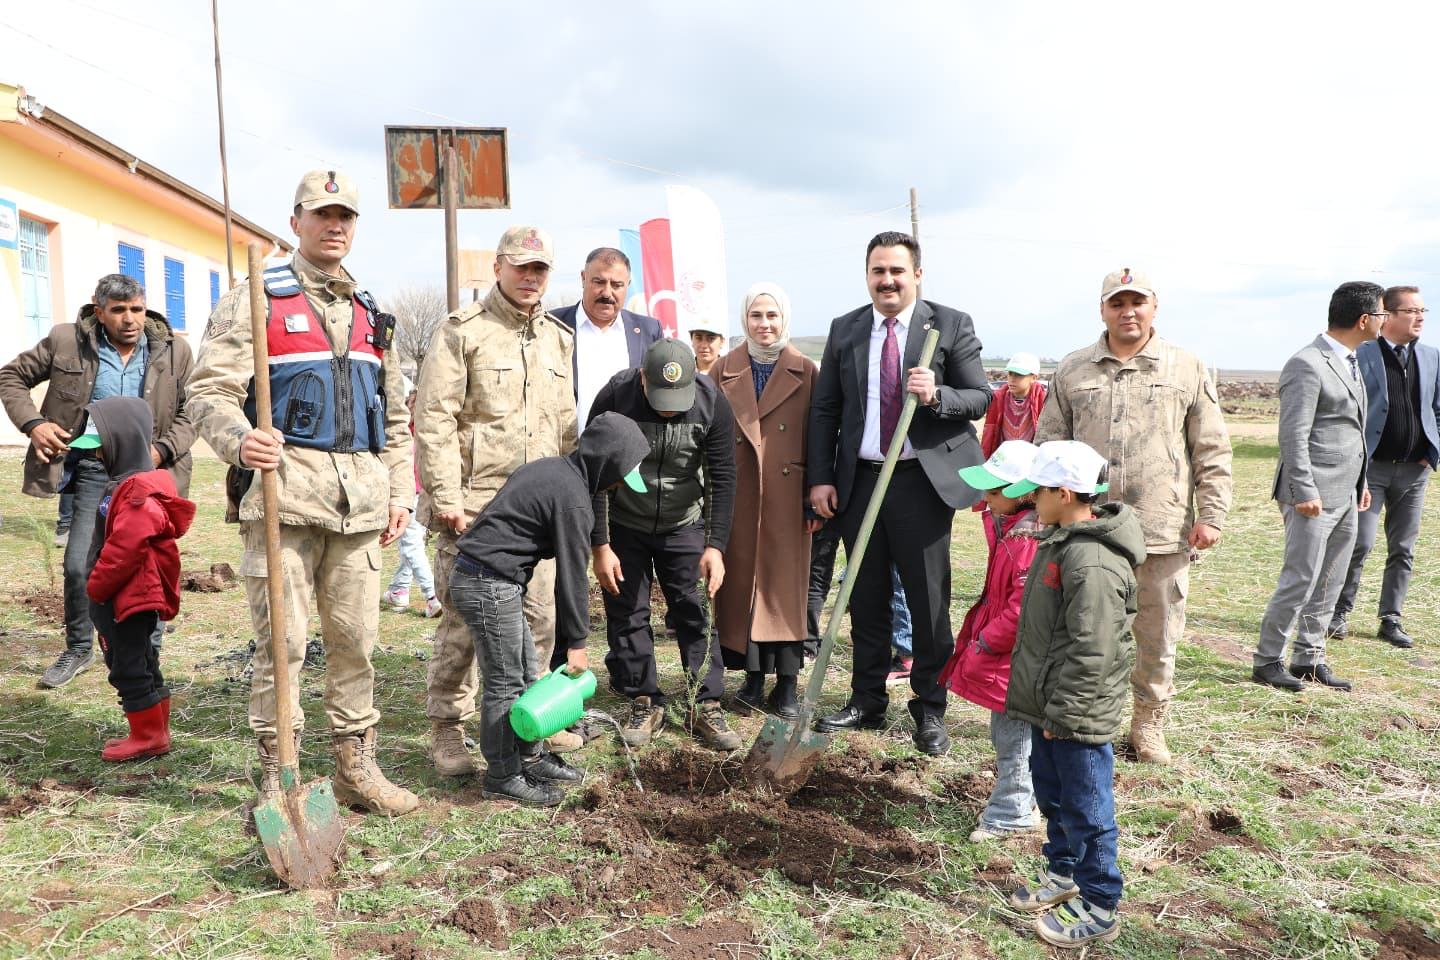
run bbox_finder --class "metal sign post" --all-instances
[384,126,509,312]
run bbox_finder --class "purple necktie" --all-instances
[879,317,901,451]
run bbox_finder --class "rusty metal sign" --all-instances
[383,126,509,210]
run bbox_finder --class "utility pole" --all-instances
[211,0,235,287]
[909,187,921,297]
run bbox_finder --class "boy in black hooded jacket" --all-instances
[450,411,650,806]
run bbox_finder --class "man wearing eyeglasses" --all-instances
[1253,281,1380,692]
[1327,286,1440,649]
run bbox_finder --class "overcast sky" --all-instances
[4,0,1435,369]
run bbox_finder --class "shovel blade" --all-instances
[742,714,833,794]
[254,776,346,889]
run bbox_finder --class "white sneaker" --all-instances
[382,588,410,611]
[424,596,442,618]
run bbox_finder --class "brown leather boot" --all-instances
[255,730,303,806]
[1130,699,1172,765]
[333,727,420,816]
[429,720,477,777]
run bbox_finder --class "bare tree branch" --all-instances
[386,286,448,372]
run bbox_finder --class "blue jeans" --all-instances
[387,496,435,597]
[448,565,539,780]
[979,710,1035,832]
[61,456,109,654]
[890,567,912,658]
[1029,729,1122,910]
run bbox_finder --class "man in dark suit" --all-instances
[1328,284,1440,648]
[1253,281,1381,692]
[550,247,662,429]
[807,230,990,755]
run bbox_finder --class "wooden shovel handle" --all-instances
[246,243,297,770]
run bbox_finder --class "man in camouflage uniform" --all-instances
[187,170,419,816]
[1036,267,1232,765]
[415,225,577,777]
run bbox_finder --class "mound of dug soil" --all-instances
[433,743,948,954]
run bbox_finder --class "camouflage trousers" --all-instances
[425,530,556,723]
[1132,549,1191,707]
[241,522,382,737]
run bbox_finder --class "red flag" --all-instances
[639,218,677,336]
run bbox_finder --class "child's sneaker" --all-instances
[1008,870,1079,913]
[884,656,914,685]
[424,596,443,618]
[382,588,409,611]
[1034,898,1119,948]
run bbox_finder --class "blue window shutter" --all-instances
[210,270,220,310]
[164,257,186,331]
[118,242,145,289]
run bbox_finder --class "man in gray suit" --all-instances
[1253,281,1381,692]
[1327,285,1440,649]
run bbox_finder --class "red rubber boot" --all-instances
[102,702,171,761]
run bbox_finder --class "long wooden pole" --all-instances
[212,0,236,287]
[909,186,921,299]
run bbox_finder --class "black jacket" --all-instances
[807,299,990,512]
[586,367,736,550]
[456,412,650,650]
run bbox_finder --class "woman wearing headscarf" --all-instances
[712,282,820,719]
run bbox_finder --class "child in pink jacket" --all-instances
[941,440,1043,840]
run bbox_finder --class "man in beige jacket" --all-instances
[415,225,578,777]
[187,170,418,816]
[1036,267,1232,765]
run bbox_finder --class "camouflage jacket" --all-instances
[186,253,413,533]
[414,285,577,527]
[1036,331,1233,553]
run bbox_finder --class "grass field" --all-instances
[0,430,1437,960]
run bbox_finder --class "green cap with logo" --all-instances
[294,169,359,214]
[496,225,555,268]
[641,338,697,414]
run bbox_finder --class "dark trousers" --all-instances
[806,520,842,647]
[97,611,166,713]
[603,521,725,705]
[1030,729,1123,910]
[838,463,954,716]
[1334,459,1430,623]
[448,566,540,780]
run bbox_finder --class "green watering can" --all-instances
[510,669,598,741]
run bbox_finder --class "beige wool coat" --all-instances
[712,343,818,656]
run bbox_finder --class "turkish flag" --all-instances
[639,218,677,337]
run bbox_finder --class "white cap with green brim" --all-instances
[1006,352,1040,376]
[68,418,102,450]
[958,440,1040,490]
[1002,440,1110,498]
[622,466,646,493]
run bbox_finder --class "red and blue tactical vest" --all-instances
[243,264,388,452]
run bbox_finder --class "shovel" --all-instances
[244,243,346,888]
[744,328,940,793]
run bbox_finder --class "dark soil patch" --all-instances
[1177,805,1262,860]
[606,918,761,958]
[1274,765,1327,800]
[341,930,424,960]
[18,589,64,626]
[936,772,994,806]
[442,896,508,949]
[0,788,44,819]
[1362,920,1440,960]
[180,562,237,592]
[571,746,939,893]
[1187,631,1252,664]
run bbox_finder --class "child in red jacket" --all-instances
[80,398,196,761]
[940,440,1043,840]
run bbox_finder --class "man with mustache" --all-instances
[415,225,579,775]
[551,248,661,432]
[807,230,991,756]
[1,273,195,691]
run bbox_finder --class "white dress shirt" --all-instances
[859,302,918,461]
[1320,332,1358,380]
[574,302,633,432]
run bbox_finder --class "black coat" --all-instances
[806,299,990,512]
